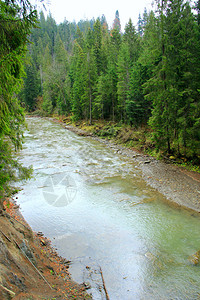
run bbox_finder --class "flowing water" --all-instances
[16,117,200,299]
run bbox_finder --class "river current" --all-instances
[16,117,200,299]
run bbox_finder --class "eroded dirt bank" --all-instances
[0,200,91,299]
[63,123,200,213]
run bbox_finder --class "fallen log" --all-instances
[13,237,53,290]
[0,230,12,242]
[99,267,110,300]
[0,284,15,298]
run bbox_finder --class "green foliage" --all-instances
[0,139,33,198]
[123,19,140,62]
[23,2,200,162]
[127,63,151,126]
[23,60,39,111]
[113,10,121,32]
[117,42,131,121]
[0,0,36,203]
[145,0,200,156]
[93,19,103,75]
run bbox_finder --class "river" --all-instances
[16,117,200,299]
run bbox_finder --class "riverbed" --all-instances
[16,117,200,299]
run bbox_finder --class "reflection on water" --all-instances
[16,117,200,300]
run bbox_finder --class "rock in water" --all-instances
[188,250,200,265]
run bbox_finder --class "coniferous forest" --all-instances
[1,3,200,298]
[0,0,35,201]
[22,2,200,160]
[1,0,200,199]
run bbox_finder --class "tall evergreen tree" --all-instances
[82,49,97,123]
[23,61,39,111]
[117,42,131,121]
[113,10,121,32]
[70,42,85,120]
[138,14,143,36]
[127,63,151,126]
[144,0,199,155]
[124,19,140,62]
[0,0,36,201]
[93,19,103,75]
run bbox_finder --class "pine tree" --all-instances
[100,14,108,27]
[127,63,151,126]
[42,44,54,113]
[75,26,85,49]
[0,0,36,201]
[144,0,173,153]
[117,42,131,121]
[124,19,140,63]
[82,49,97,123]
[167,1,200,155]
[138,14,143,36]
[23,61,39,111]
[70,42,85,120]
[113,10,121,32]
[144,0,199,156]
[142,7,148,28]
[46,13,57,56]
[93,19,103,75]
[106,60,118,121]
[94,73,107,119]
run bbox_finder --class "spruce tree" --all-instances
[113,10,121,32]
[70,42,85,120]
[0,0,36,201]
[117,42,131,121]
[137,14,143,36]
[93,19,103,75]
[82,49,97,123]
[23,61,39,111]
[124,19,140,63]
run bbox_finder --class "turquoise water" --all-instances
[16,117,200,299]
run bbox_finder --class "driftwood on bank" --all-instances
[99,267,110,300]
[0,230,12,242]
[0,284,15,298]
[13,237,53,290]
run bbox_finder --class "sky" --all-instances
[46,0,153,31]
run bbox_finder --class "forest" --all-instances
[22,1,200,160]
[0,0,35,201]
[0,0,200,199]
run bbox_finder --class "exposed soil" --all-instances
[0,199,91,300]
[63,123,200,213]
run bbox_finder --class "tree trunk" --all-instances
[87,52,92,125]
[40,65,43,93]
[166,125,171,154]
[112,96,115,122]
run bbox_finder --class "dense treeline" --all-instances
[22,0,200,159]
[0,0,35,202]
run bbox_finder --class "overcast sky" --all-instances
[46,0,153,31]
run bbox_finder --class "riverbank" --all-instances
[0,199,91,299]
[2,115,199,299]
[51,118,200,213]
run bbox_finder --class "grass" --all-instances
[174,161,200,173]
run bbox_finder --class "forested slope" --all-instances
[0,0,35,203]
[22,1,200,161]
